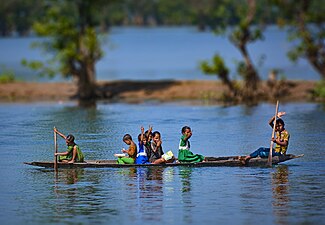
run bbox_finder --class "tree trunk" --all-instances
[239,44,260,102]
[218,71,238,99]
[76,62,97,107]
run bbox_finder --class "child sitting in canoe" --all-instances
[147,131,175,164]
[54,128,84,163]
[145,125,153,149]
[115,134,137,164]
[135,126,150,164]
[240,111,290,165]
[178,126,205,163]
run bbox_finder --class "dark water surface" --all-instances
[0,102,324,225]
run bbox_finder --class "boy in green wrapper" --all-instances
[54,128,84,163]
[178,126,205,163]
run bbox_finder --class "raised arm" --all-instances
[269,111,286,128]
[140,126,145,143]
[146,125,153,138]
[54,127,66,139]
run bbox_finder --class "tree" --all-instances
[201,55,240,102]
[0,0,17,36]
[271,0,325,79]
[22,0,112,106]
[201,0,266,103]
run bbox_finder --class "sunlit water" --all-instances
[0,102,324,225]
[0,26,321,82]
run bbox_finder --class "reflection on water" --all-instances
[135,167,165,221]
[180,167,192,193]
[272,165,290,225]
[55,168,85,185]
[179,167,194,224]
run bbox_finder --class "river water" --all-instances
[0,102,324,225]
[0,26,321,82]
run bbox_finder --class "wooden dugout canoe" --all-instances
[24,154,304,168]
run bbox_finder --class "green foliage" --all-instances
[21,59,43,70]
[21,58,56,78]
[156,0,192,25]
[314,80,325,98]
[200,54,229,77]
[236,61,249,79]
[0,0,45,36]
[0,67,16,83]
[271,0,325,78]
[1,0,296,37]
[22,0,104,79]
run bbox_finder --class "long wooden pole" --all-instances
[54,127,58,171]
[268,101,279,166]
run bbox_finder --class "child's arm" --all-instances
[123,143,136,157]
[268,112,286,127]
[54,127,67,139]
[69,145,78,163]
[272,137,288,147]
[151,140,162,152]
[55,151,68,156]
[272,129,289,147]
[183,131,192,141]
[140,126,145,143]
[146,125,153,138]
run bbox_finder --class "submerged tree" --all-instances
[201,54,240,102]
[271,0,325,80]
[200,0,266,103]
[22,0,112,106]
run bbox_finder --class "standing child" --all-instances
[135,126,150,164]
[178,126,205,163]
[54,128,84,163]
[116,134,137,164]
[240,112,290,165]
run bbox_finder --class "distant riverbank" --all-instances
[0,80,318,104]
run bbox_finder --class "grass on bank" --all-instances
[0,68,16,84]
[314,80,325,99]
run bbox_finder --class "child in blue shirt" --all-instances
[135,126,150,164]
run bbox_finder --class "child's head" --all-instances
[65,134,75,145]
[181,126,192,137]
[123,134,133,145]
[138,133,147,144]
[275,118,285,131]
[145,130,153,142]
[181,126,191,134]
[181,126,192,138]
[152,131,161,143]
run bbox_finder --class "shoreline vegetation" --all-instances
[0,80,320,105]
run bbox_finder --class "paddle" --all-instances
[54,127,58,171]
[267,101,279,166]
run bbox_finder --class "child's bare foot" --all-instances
[239,156,245,165]
[239,156,250,165]
[68,160,75,164]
